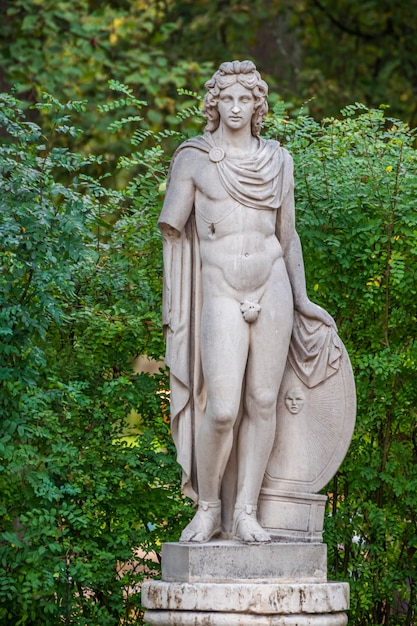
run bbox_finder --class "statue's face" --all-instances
[285,387,305,414]
[217,83,255,132]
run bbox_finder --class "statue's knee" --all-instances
[247,389,277,421]
[208,404,237,432]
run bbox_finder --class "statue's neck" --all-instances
[212,125,258,159]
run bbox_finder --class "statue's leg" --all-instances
[233,277,293,542]
[180,295,249,543]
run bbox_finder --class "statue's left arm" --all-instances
[277,152,336,329]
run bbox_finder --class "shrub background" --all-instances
[1,83,417,626]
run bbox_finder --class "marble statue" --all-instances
[158,60,340,545]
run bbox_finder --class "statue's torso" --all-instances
[191,151,286,298]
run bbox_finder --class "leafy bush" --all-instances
[0,89,191,625]
[264,104,417,625]
[1,85,417,625]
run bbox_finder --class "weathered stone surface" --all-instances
[142,581,349,615]
[143,581,349,626]
[161,541,327,583]
[143,611,348,625]
[258,491,327,543]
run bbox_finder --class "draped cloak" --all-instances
[158,132,342,503]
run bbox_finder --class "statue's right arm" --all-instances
[158,148,196,241]
[158,149,197,338]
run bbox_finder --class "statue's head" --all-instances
[202,60,268,136]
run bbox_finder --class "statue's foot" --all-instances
[180,500,221,543]
[233,505,271,543]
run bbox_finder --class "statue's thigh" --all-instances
[200,295,249,397]
[246,287,293,394]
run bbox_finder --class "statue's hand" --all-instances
[295,298,338,331]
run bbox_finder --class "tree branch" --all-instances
[310,0,389,40]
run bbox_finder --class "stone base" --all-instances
[258,490,327,543]
[142,581,349,625]
[142,542,349,625]
[144,611,348,625]
[161,541,327,583]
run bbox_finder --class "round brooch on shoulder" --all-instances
[209,147,225,163]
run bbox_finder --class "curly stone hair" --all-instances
[202,60,269,136]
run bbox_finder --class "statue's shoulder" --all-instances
[176,134,212,156]
[170,135,211,171]
[259,138,294,173]
[261,137,292,158]
[261,137,280,147]
[167,135,210,185]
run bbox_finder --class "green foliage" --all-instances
[0,0,213,153]
[0,90,192,625]
[264,104,417,624]
[2,0,417,141]
[2,77,417,625]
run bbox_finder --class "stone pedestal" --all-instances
[161,541,327,583]
[142,542,349,625]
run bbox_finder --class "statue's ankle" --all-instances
[198,499,221,513]
[233,503,257,520]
